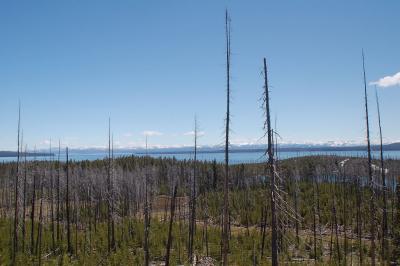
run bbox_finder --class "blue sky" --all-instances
[1,0,399,150]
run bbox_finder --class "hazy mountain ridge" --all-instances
[0,151,54,157]
[2,142,399,157]
[34,142,400,154]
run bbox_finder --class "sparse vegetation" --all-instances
[1,155,399,265]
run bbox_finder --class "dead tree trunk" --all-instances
[66,147,72,254]
[341,161,348,264]
[189,117,198,263]
[30,153,37,254]
[107,118,112,253]
[356,175,363,265]
[73,167,78,256]
[222,9,231,266]
[333,175,341,263]
[111,134,116,251]
[22,145,27,252]
[49,142,55,250]
[313,176,318,261]
[144,136,150,266]
[294,173,300,247]
[165,184,177,266]
[316,176,323,250]
[57,141,61,244]
[362,51,376,265]
[263,57,278,266]
[37,171,44,264]
[13,102,21,262]
[204,200,209,257]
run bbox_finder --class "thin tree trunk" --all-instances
[22,145,27,252]
[165,184,177,266]
[349,180,355,266]
[88,185,92,252]
[313,176,318,262]
[263,57,278,266]
[332,174,341,263]
[66,147,72,254]
[144,136,150,266]
[362,51,376,265]
[57,141,61,244]
[37,171,44,265]
[49,141,55,250]
[391,176,395,237]
[222,9,231,266]
[74,189,78,256]
[107,118,112,253]
[111,134,116,251]
[189,117,198,263]
[356,175,363,265]
[315,177,323,250]
[294,175,300,247]
[205,215,209,257]
[178,197,182,264]
[13,102,21,263]
[30,154,37,254]
[342,164,348,265]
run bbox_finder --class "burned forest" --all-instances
[1,6,400,266]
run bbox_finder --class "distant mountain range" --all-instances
[47,142,400,154]
[137,142,400,154]
[1,142,400,157]
[0,151,53,158]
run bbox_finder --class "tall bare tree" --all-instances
[49,140,55,250]
[362,50,376,265]
[22,144,27,251]
[111,133,116,251]
[144,135,150,266]
[263,57,278,266]
[56,140,61,244]
[107,118,112,253]
[30,147,37,254]
[66,147,72,254]
[106,118,115,252]
[13,101,21,262]
[189,116,198,263]
[222,9,231,266]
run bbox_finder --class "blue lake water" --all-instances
[1,150,400,164]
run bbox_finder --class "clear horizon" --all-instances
[2,139,399,153]
[1,1,400,150]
